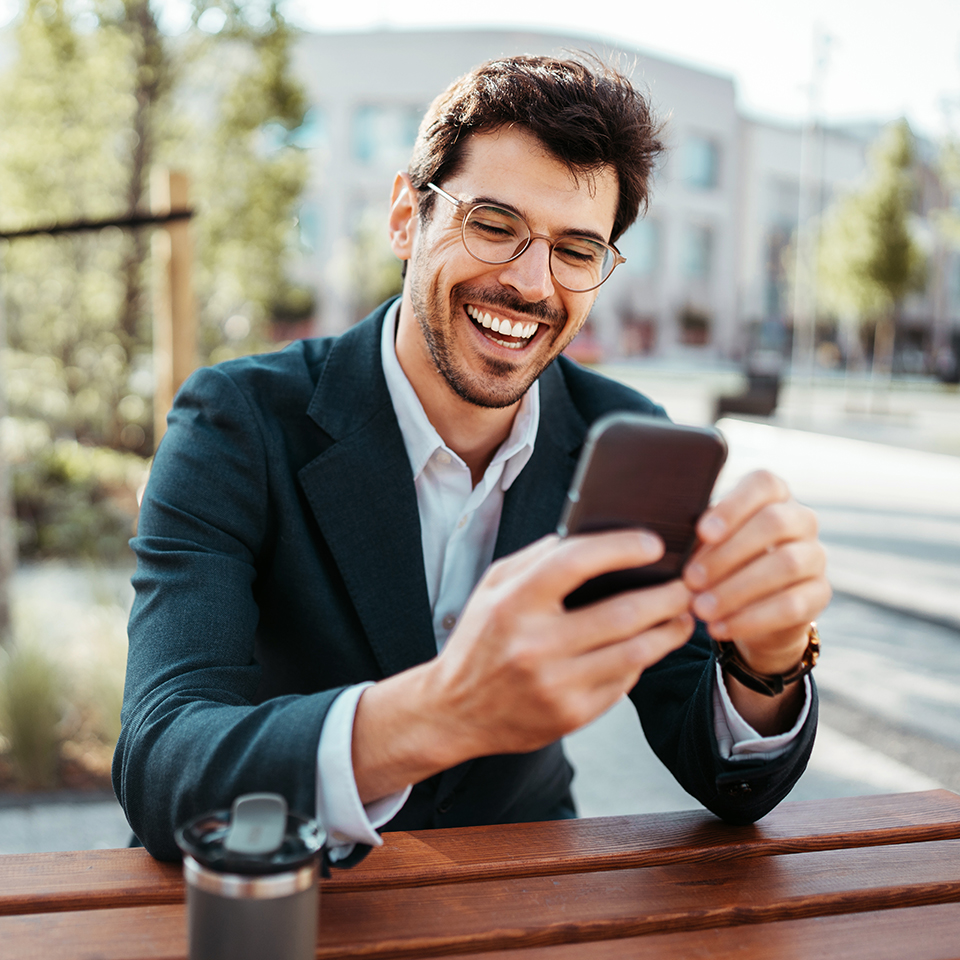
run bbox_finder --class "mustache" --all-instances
[455,284,567,326]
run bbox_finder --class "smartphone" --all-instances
[558,412,728,609]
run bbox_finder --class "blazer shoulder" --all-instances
[553,355,668,424]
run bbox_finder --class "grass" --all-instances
[0,564,130,792]
[0,642,63,789]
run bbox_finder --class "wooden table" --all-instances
[2,790,960,959]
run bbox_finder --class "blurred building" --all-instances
[289,27,959,370]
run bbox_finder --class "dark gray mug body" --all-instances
[183,855,318,960]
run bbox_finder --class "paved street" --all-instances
[1,371,959,852]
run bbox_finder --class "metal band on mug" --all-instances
[183,855,317,900]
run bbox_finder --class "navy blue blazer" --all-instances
[113,299,817,860]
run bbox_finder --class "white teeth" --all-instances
[466,305,539,343]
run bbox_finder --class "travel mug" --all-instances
[175,793,325,960]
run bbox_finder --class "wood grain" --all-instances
[312,839,960,958]
[423,902,960,960]
[2,791,958,919]
[329,789,960,891]
[0,848,182,916]
[3,839,960,960]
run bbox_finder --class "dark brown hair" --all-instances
[407,54,664,244]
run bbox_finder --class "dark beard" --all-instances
[409,278,571,409]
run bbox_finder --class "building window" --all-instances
[682,136,720,189]
[352,104,422,166]
[296,202,322,253]
[618,218,659,277]
[683,224,714,279]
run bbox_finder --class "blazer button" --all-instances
[436,798,453,814]
[725,781,752,797]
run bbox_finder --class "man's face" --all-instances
[396,127,619,410]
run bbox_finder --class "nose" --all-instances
[496,236,555,302]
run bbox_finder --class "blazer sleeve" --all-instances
[629,622,818,824]
[112,365,344,861]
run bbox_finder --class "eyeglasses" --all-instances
[425,183,625,293]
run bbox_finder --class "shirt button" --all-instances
[457,516,468,529]
[436,450,451,464]
[441,614,457,630]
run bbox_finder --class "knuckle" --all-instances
[782,590,808,624]
[779,543,806,579]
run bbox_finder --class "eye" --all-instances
[554,237,606,265]
[465,206,525,242]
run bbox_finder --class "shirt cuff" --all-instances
[316,682,412,862]
[712,662,812,761]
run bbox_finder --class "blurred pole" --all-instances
[151,169,197,450]
[0,246,16,646]
[790,29,831,407]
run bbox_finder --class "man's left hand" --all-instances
[683,470,830,732]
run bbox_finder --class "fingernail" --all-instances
[637,531,661,554]
[686,562,706,588]
[694,592,717,617]
[700,515,726,540]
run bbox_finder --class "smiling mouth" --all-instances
[465,304,540,350]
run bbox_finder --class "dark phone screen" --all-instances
[559,414,727,609]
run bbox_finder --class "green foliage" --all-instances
[0,1,155,452]
[936,138,960,246]
[2,416,148,561]
[0,641,63,789]
[0,0,312,454]
[175,1,310,364]
[817,120,927,323]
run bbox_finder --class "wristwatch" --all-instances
[713,623,820,697]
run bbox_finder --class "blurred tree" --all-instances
[816,119,927,379]
[0,0,153,452]
[177,0,310,364]
[0,0,311,567]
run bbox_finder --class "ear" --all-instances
[388,172,419,261]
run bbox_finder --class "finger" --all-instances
[690,538,826,623]
[560,579,693,653]
[686,500,819,590]
[551,613,696,729]
[696,470,791,546]
[490,528,665,602]
[704,575,831,643]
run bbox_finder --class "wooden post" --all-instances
[0,246,16,646]
[150,169,197,449]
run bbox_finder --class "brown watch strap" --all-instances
[714,623,820,697]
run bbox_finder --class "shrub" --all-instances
[2,417,149,561]
[0,643,64,789]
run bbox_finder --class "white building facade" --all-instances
[289,27,959,370]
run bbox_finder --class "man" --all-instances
[114,56,829,862]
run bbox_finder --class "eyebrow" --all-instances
[467,194,611,245]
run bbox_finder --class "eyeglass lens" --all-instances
[462,205,615,292]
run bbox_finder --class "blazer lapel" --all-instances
[298,304,437,679]
[494,360,588,560]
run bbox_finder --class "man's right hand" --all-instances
[351,530,695,805]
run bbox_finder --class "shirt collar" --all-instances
[380,300,539,489]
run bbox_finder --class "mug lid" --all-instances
[175,793,325,876]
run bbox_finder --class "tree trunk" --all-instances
[870,312,896,414]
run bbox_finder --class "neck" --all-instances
[394,300,520,486]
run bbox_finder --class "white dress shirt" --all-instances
[315,301,809,861]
